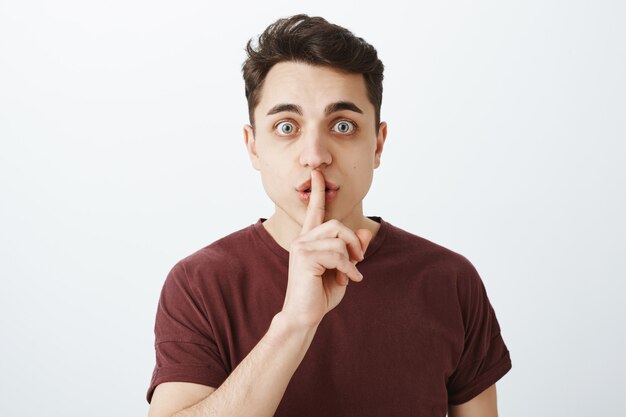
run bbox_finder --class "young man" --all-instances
[147,14,511,417]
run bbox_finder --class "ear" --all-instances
[243,124,260,171]
[374,121,387,169]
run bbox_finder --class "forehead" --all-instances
[257,61,371,117]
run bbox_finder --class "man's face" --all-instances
[243,61,387,227]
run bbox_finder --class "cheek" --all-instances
[349,152,375,171]
[259,159,289,195]
[349,159,375,190]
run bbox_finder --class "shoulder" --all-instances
[381,220,490,315]
[166,223,257,286]
[380,219,477,276]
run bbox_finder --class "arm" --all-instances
[148,313,317,417]
[148,382,216,417]
[448,384,498,417]
[148,169,371,417]
[163,312,317,416]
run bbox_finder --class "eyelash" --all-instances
[273,119,358,136]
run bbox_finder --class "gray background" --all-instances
[1,1,624,416]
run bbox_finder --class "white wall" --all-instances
[1,1,624,416]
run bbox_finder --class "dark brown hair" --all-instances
[241,14,384,133]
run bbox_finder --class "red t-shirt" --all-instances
[147,217,512,415]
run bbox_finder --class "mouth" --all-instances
[303,188,332,192]
[297,180,339,192]
[298,187,339,203]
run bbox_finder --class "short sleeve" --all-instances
[446,257,512,405]
[146,262,228,404]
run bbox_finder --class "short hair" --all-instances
[241,14,384,134]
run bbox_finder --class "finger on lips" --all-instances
[298,169,364,276]
[300,169,326,235]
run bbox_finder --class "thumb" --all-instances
[355,228,373,256]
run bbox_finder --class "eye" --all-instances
[333,120,357,134]
[275,121,297,136]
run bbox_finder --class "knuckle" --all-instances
[331,251,343,263]
[332,238,347,252]
[291,240,306,254]
[329,219,341,228]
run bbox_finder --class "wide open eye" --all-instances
[333,120,357,134]
[275,121,297,136]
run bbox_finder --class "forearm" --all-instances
[173,312,318,417]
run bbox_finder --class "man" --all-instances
[147,14,511,417]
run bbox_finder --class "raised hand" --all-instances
[281,169,373,329]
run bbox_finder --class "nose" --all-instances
[298,129,332,168]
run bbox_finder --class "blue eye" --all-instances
[334,120,356,134]
[276,121,296,135]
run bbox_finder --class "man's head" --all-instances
[241,14,387,232]
[242,14,384,134]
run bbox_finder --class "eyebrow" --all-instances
[265,101,364,117]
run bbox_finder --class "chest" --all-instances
[220,273,464,416]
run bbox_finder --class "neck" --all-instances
[262,205,381,252]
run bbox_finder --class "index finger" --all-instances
[300,169,326,235]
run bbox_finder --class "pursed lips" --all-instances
[296,179,340,192]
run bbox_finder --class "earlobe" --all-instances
[243,124,260,171]
[374,121,388,169]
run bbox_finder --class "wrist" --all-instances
[263,311,319,350]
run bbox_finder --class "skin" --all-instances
[149,132,373,417]
[242,61,388,251]
[147,61,499,417]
